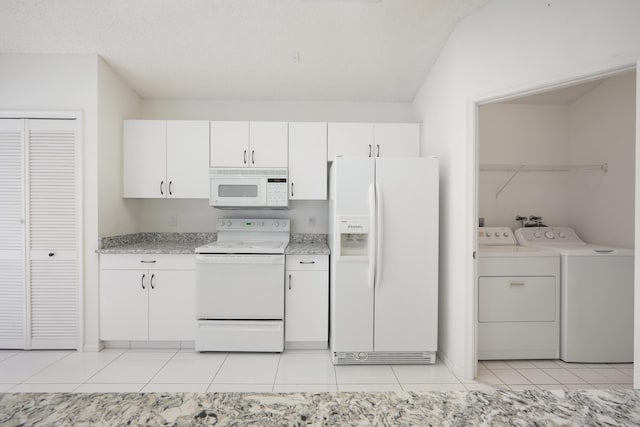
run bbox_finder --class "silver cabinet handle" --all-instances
[141,273,146,290]
[244,150,247,164]
[160,181,164,195]
[140,260,156,264]
[299,261,315,264]
[368,144,372,157]
[376,144,380,157]
[150,273,155,289]
[291,182,294,198]
[251,150,255,164]
[168,181,173,195]
[288,274,292,290]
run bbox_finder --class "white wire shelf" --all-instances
[480,163,608,198]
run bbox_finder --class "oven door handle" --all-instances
[196,254,284,264]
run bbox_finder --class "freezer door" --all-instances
[373,157,439,352]
[329,157,376,352]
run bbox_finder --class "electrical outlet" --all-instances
[308,216,316,227]
[169,214,178,227]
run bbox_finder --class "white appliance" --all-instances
[195,218,290,352]
[515,226,633,363]
[328,156,439,364]
[477,227,560,359]
[209,168,288,209]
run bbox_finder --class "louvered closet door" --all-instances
[28,119,78,349]
[0,119,26,349]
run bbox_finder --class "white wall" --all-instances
[568,72,636,248]
[142,99,417,122]
[479,104,571,229]
[138,99,415,234]
[97,58,142,237]
[138,199,328,234]
[0,53,100,350]
[412,0,640,380]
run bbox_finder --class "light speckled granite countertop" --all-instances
[97,232,329,255]
[97,232,216,254]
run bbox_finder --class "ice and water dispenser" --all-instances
[337,215,370,259]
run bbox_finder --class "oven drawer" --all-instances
[196,320,283,352]
[196,254,285,319]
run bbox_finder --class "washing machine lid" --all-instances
[526,244,634,256]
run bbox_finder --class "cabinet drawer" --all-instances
[478,276,556,322]
[100,254,196,270]
[286,255,328,270]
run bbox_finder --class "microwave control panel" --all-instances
[266,178,288,207]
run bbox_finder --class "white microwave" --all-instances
[209,168,289,209]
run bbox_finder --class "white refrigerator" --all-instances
[329,156,439,364]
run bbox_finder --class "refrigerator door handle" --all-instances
[375,182,383,288]
[368,183,376,289]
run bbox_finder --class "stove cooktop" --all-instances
[195,239,288,254]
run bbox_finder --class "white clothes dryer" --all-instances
[477,227,560,359]
[515,226,633,363]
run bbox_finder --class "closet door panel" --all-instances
[0,119,26,348]
[28,119,78,349]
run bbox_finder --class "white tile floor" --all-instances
[0,349,633,393]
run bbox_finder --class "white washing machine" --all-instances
[477,227,560,360]
[515,226,633,363]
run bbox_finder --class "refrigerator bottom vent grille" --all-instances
[332,351,436,365]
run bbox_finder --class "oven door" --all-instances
[209,175,266,208]
[196,254,284,319]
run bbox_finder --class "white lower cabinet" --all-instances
[285,255,329,349]
[99,255,196,342]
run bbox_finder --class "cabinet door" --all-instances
[288,122,327,200]
[100,270,149,341]
[148,270,196,341]
[285,270,328,344]
[0,119,26,349]
[249,122,288,167]
[327,123,374,161]
[166,121,210,198]
[28,119,79,349]
[210,121,249,167]
[373,123,419,157]
[124,120,167,198]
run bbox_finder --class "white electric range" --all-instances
[477,227,560,360]
[195,218,290,352]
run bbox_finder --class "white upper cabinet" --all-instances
[327,122,420,160]
[249,122,288,167]
[373,123,420,158]
[209,121,249,167]
[288,122,327,200]
[124,120,209,198]
[210,121,287,168]
[327,123,374,160]
[124,120,166,198]
[166,121,210,198]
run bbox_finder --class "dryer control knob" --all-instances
[494,232,500,237]
[558,232,566,238]
[503,232,509,237]
[534,232,542,238]
[544,231,555,239]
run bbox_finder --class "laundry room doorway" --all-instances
[472,65,638,388]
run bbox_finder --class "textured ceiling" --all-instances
[0,0,489,101]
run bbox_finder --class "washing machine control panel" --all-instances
[478,227,517,246]
[515,226,584,245]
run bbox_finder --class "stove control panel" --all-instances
[515,226,583,245]
[216,218,290,232]
[478,227,517,246]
